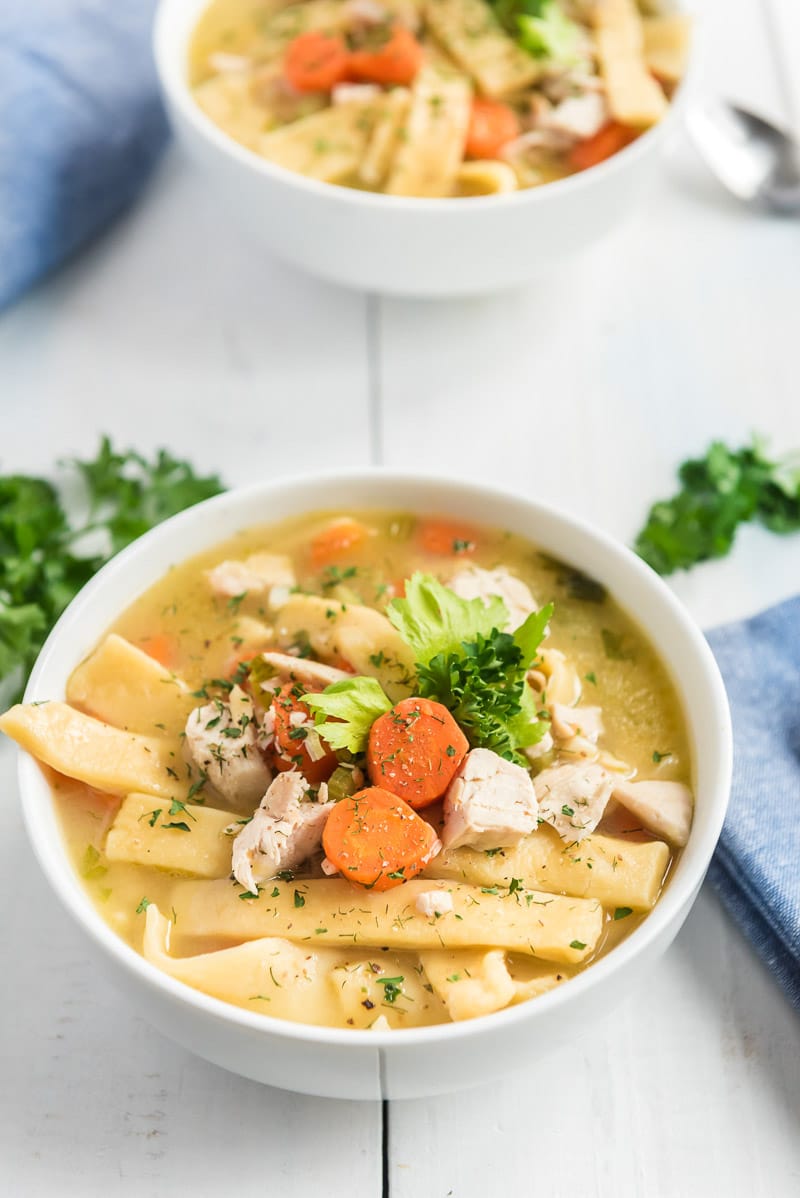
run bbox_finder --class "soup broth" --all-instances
[3,509,693,1030]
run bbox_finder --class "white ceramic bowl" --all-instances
[153,0,688,296]
[17,471,731,1100]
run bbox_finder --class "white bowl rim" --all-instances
[17,466,732,1051]
[153,0,690,214]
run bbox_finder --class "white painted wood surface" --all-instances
[1,0,799,1193]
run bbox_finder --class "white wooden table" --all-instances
[1,1,799,1193]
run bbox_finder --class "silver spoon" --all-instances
[686,98,800,213]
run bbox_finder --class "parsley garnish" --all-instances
[294,889,306,908]
[635,437,800,574]
[136,896,151,914]
[614,907,633,920]
[653,750,672,764]
[570,939,587,950]
[0,438,222,697]
[377,976,404,1003]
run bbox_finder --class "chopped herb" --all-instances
[387,868,406,880]
[377,976,404,1003]
[445,744,456,757]
[446,973,462,983]
[227,592,247,612]
[508,877,523,895]
[484,847,504,858]
[136,896,151,914]
[168,798,196,820]
[80,844,107,880]
[369,650,386,668]
[239,888,260,900]
[276,869,295,882]
[634,437,800,574]
[145,808,162,827]
[270,887,280,898]
[601,628,636,662]
[315,927,328,934]
[584,672,597,686]
[614,907,633,921]
[162,820,191,832]
[294,889,306,908]
[570,939,587,950]
[481,886,500,895]
[561,804,575,817]
[0,438,223,698]
[652,750,672,763]
[452,538,475,553]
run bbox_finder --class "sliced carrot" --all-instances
[569,121,638,172]
[284,31,350,93]
[416,517,479,558]
[272,682,338,784]
[322,786,439,891]
[367,697,468,809]
[310,517,370,568]
[326,654,356,673]
[465,98,519,160]
[348,25,423,86]
[137,634,175,669]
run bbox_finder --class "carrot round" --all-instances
[367,697,468,809]
[416,518,479,558]
[138,634,175,669]
[310,517,370,568]
[284,31,350,93]
[569,121,638,172]
[348,26,423,86]
[272,683,338,785]
[465,98,519,160]
[322,786,439,891]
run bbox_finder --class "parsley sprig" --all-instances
[635,438,800,575]
[0,437,223,697]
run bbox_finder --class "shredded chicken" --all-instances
[206,552,295,602]
[534,761,615,842]
[613,779,693,846]
[231,771,334,892]
[550,703,604,742]
[415,890,455,918]
[449,565,537,631]
[184,687,272,810]
[442,748,539,851]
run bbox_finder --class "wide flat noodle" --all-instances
[424,0,540,98]
[170,876,604,964]
[385,66,472,197]
[429,823,669,910]
[67,634,195,738]
[0,702,189,799]
[106,793,235,878]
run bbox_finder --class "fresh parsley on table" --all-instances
[635,438,800,575]
[0,437,223,698]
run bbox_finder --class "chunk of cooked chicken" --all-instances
[448,565,537,631]
[207,552,296,606]
[415,890,455,918]
[534,761,615,842]
[231,771,334,892]
[550,703,604,742]
[613,779,693,846]
[257,651,351,691]
[184,687,272,811]
[442,748,539,851]
[539,92,608,140]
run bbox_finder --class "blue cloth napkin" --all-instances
[706,594,800,1010]
[0,1,168,310]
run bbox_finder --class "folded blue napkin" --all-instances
[706,595,800,1010]
[0,1,168,310]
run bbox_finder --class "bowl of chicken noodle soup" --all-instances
[3,472,730,1099]
[154,0,691,293]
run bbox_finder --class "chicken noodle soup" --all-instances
[0,510,693,1029]
[188,0,690,198]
